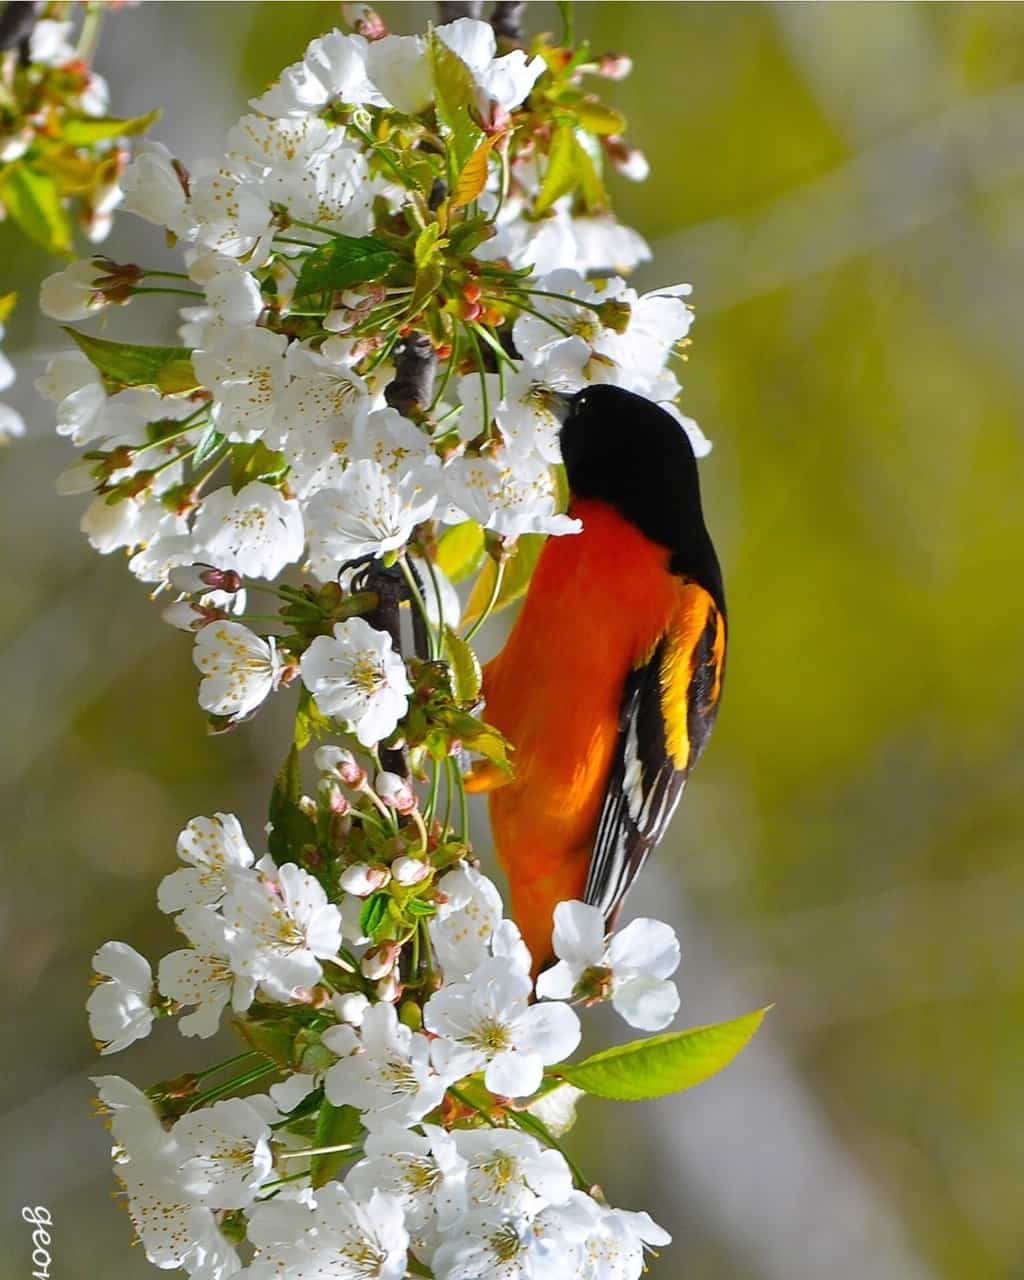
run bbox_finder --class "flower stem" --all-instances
[185,1060,279,1112]
[463,557,505,642]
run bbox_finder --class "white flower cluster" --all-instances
[0,313,25,445]
[89,785,678,1279]
[37,14,707,739]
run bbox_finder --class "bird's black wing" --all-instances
[583,589,725,924]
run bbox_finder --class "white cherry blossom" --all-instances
[157,905,257,1037]
[87,942,154,1054]
[425,957,581,1098]
[536,900,681,1032]
[222,861,343,999]
[174,1096,275,1209]
[193,327,288,442]
[191,481,304,579]
[158,811,256,913]
[324,1001,448,1128]
[305,457,437,578]
[299,617,411,748]
[192,621,281,720]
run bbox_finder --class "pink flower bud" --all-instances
[332,991,370,1026]
[315,746,366,787]
[376,973,400,1003]
[340,862,390,897]
[392,856,430,887]
[376,771,416,814]
[597,52,633,80]
[361,942,399,981]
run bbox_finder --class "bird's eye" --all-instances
[576,392,589,412]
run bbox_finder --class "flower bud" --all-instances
[392,856,430,887]
[376,771,416,814]
[376,973,400,1003]
[398,1000,423,1031]
[340,862,390,897]
[332,991,370,1026]
[597,52,633,80]
[361,942,400,981]
[298,795,318,820]
[315,746,366,787]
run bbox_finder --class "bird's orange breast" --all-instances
[478,499,680,964]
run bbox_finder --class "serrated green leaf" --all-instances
[64,327,199,393]
[268,743,316,864]
[1,164,72,254]
[414,222,445,269]
[294,689,334,751]
[429,31,484,169]
[556,1008,769,1101]
[62,108,161,145]
[360,891,390,939]
[451,134,500,210]
[443,624,482,704]
[294,234,399,298]
[445,710,513,772]
[575,99,627,136]
[231,440,289,492]
[436,521,485,583]
[534,123,579,217]
[460,534,545,630]
[534,123,608,216]
[192,424,225,468]
[234,1017,294,1068]
[310,1101,364,1188]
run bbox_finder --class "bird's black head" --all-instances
[554,384,724,610]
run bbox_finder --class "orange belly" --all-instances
[479,499,678,968]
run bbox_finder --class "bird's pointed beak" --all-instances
[540,389,575,423]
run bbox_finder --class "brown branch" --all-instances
[0,0,41,57]
[437,2,483,21]
[490,1,527,44]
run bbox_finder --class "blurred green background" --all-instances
[2,3,1023,1277]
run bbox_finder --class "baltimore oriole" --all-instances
[467,385,726,969]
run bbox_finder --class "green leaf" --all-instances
[556,1008,770,1101]
[451,134,500,210]
[62,108,161,145]
[429,31,484,169]
[575,99,627,136]
[360,891,390,940]
[534,123,608,216]
[445,710,513,773]
[436,521,485,583]
[192,424,225,468]
[64,327,199,393]
[534,123,579,217]
[414,222,445,269]
[460,534,546,629]
[310,1102,364,1188]
[294,689,334,751]
[443,624,482,704]
[231,440,290,492]
[293,234,399,298]
[268,744,316,864]
[1,164,72,254]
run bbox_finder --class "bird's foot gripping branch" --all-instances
[47,6,769,1276]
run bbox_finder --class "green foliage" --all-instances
[435,520,486,584]
[429,31,484,170]
[310,1102,364,1188]
[293,234,400,298]
[443,624,482,704]
[268,743,316,864]
[230,440,290,492]
[64,327,199,393]
[557,1008,769,1100]
[61,109,162,145]
[460,534,546,630]
[0,165,72,255]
